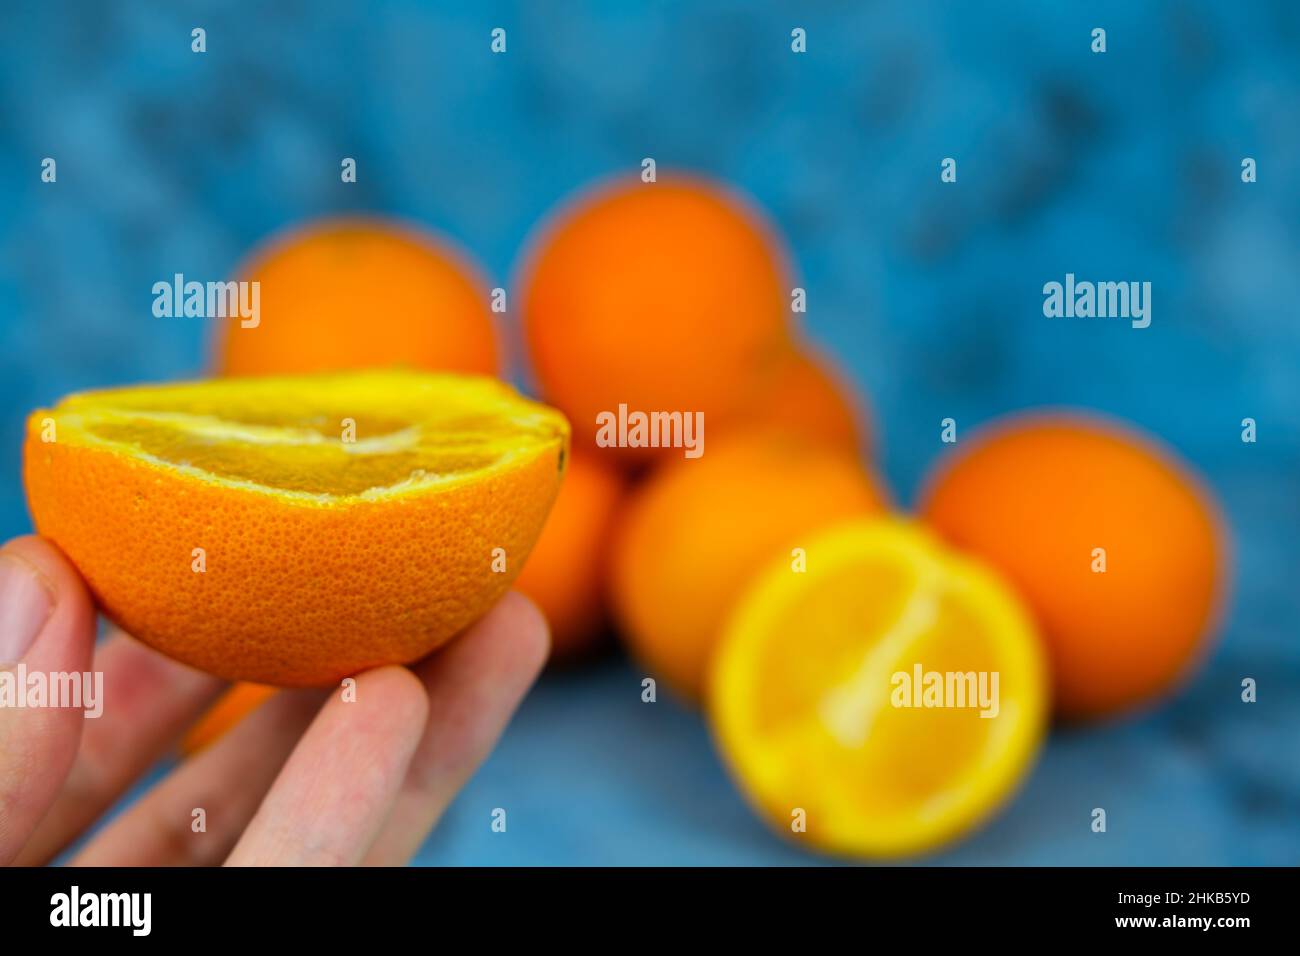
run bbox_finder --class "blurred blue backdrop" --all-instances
[2,1,1298,864]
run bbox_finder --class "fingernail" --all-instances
[0,553,55,663]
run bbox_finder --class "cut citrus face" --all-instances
[709,518,1047,858]
[24,370,568,686]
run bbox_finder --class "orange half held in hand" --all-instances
[710,519,1048,859]
[24,370,568,686]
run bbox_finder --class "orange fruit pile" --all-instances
[511,172,1227,859]
[518,173,876,663]
[24,370,568,686]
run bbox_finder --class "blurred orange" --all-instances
[216,218,499,376]
[519,175,792,462]
[182,683,276,755]
[918,413,1227,721]
[610,429,890,701]
[741,346,868,453]
[515,452,626,659]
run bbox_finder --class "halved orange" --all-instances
[709,518,1047,858]
[24,370,568,686]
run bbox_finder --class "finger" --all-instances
[362,592,549,866]
[225,666,428,866]
[0,536,96,865]
[14,633,225,864]
[71,687,328,866]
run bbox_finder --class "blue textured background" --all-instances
[2,2,1298,864]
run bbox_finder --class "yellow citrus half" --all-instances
[709,518,1047,859]
[24,370,568,686]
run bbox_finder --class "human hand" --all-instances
[0,535,549,866]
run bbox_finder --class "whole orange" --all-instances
[610,430,889,701]
[739,346,868,453]
[217,218,499,376]
[519,176,792,461]
[918,413,1227,721]
[514,452,625,659]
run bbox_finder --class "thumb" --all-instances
[0,536,97,865]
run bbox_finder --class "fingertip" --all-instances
[497,590,552,675]
[356,664,430,728]
[0,537,96,862]
[1,535,91,610]
[355,592,551,865]
[227,664,432,865]
[0,535,95,670]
